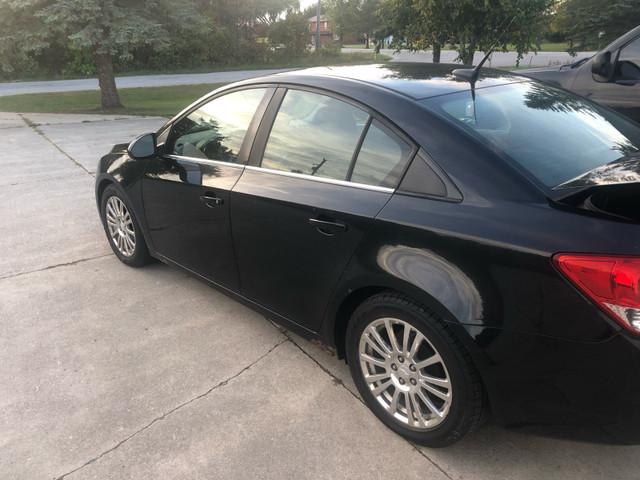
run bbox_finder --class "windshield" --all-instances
[421,81,640,189]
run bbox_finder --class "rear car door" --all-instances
[142,87,273,291]
[231,88,415,331]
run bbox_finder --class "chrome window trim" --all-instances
[244,165,395,193]
[165,154,247,169]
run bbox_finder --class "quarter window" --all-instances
[262,90,366,181]
[167,88,267,163]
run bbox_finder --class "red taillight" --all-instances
[553,254,640,334]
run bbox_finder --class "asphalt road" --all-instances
[0,49,595,97]
[2,111,640,479]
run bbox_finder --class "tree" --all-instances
[556,0,640,52]
[325,0,357,44]
[377,0,556,65]
[325,0,380,46]
[0,0,212,109]
[268,12,310,57]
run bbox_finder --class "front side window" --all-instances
[616,36,640,79]
[167,88,267,163]
[262,90,367,180]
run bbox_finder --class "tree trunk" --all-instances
[92,49,123,109]
[433,43,441,63]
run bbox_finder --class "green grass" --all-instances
[0,83,228,117]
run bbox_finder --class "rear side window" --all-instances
[262,90,366,180]
[167,88,267,163]
[261,89,412,187]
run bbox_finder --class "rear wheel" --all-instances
[100,185,152,267]
[346,292,486,447]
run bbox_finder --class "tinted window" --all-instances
[422,82,640,188]
[351,120,412,187]
[168,88,267,163]
[262,90,366,180]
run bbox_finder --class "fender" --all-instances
[95,147,156,257]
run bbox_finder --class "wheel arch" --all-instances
[95,177,114,213]
[329,280,477,359]
[327,278,494,413]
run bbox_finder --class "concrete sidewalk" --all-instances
[1,112,639,479]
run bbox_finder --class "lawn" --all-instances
[0,83,229,117]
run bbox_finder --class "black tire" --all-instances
[100,185,152,267]
[346,292,486,447]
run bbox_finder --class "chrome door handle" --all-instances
[200,194,224,208]
[308,218,348,236]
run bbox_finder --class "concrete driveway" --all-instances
[1,112,639,479]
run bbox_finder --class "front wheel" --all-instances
[100,185,152,267]
[346,292,486,447]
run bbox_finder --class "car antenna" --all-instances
[452,16,517,120]
[453,16,517,83]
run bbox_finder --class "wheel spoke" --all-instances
[363,326,392,359]
[418,388,445,419]
[360,353,387,368]
[414,352,443,370]
[409,391,429,426]
[384,319,401,353]
[364,372,390,385]
[388,388,401,416]
[420,374,450,389]
[407,329,425,360]
[371,377,393,396]
[420,381,451,402]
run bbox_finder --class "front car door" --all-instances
[231,88,415,331]
[574,33,640,122]
[142,87,274,291]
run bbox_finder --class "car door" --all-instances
[142,87,274,292]
[231,88,415,331]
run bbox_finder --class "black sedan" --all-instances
[96,64,640,447]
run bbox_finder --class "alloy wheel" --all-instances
[105,196,136,257]
[358,317,452,430]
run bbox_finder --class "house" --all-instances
[308,15,333,46]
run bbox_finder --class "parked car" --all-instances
[519,25,640,123]
[96,63,640,447]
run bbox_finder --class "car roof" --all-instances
[602,25,640,52]
[244,63,526,101]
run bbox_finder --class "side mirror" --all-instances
[128,133,156,159]
[592,51,613,80]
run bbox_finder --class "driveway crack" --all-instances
[20,114,94,177]
[0,254,113,280]
[54,338,287,480]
